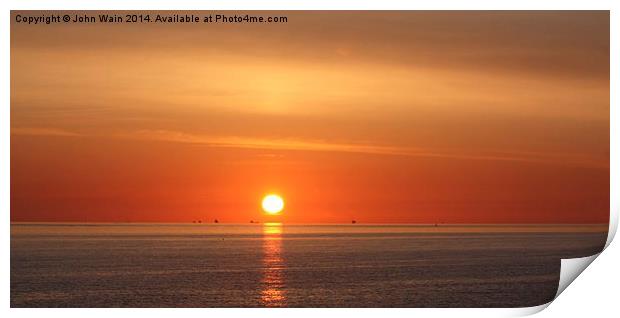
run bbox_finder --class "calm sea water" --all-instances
[11,223,607,307]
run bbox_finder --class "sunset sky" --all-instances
[11,11,609,223]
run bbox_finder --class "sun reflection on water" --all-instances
[261,222,286,307]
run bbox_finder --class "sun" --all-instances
[262,194,284,215]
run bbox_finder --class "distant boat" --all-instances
[351,220,357,224]
[214,219,219,223]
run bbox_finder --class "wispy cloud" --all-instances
[12,127,605,169]
[128,129,428,156]
[11,127,82,137]
[126,129,609,169]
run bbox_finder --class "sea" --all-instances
[10,223,608,308]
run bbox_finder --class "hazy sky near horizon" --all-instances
[11,11,609,223]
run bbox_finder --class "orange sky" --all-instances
[11,11,609,223]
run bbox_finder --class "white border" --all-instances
[2,1,618,317]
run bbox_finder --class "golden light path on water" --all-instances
[261,223,286,307]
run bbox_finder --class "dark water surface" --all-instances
[11,223,607,307]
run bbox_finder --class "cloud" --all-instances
[12,12,609,80]
[11,127,82,137]
[10,127,607,169]
[127,129,608,169]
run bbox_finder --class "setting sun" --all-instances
[262,194,284,215]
